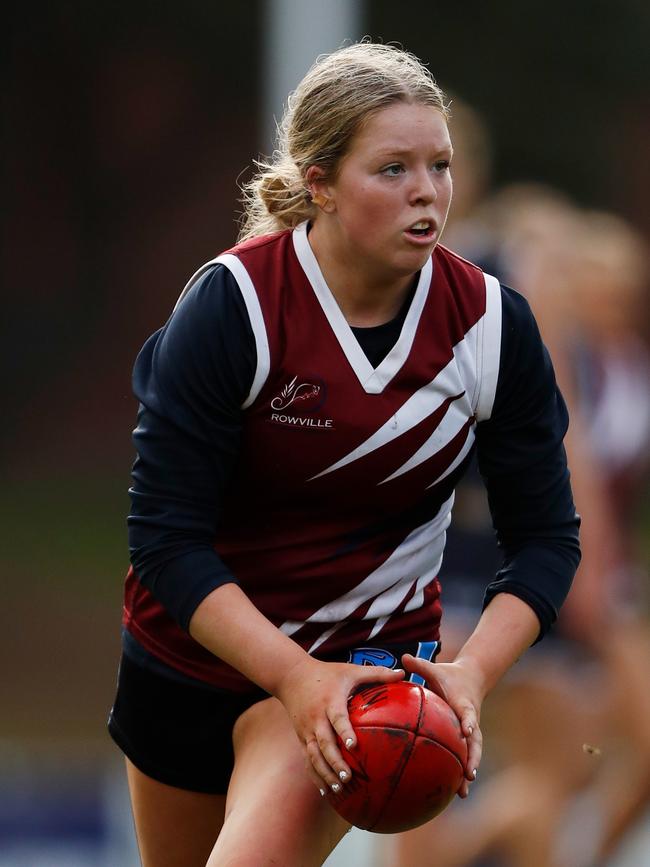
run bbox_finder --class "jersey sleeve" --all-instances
[475,285,581,639]
[127,263,256,631]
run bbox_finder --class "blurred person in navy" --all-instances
[391,187,650,867]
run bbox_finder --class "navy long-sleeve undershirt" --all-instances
[128,264,580,637]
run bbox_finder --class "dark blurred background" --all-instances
[2,1,649,864]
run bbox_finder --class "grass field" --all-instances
[1,472,128,742]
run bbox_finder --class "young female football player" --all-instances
[108,41,580,867]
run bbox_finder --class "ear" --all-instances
[306,165,336,213]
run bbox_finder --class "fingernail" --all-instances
[331,782,341,793]
[468,726,473,736]
[339,770,348,781]
[319,788,326,797]
[472,768,478,779]
[345,738,354,749]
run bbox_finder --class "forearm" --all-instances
[188,582,311,696]
[189,581,407,793]
[453,592,540,697]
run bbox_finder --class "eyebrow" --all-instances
[374,146,454,158]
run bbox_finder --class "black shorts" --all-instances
[108,638,439,794]
[108,653,269,794]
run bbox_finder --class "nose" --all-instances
[409,167,437,205]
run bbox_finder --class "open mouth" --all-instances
[405,220,435,240]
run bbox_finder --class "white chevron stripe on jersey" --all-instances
[367,615,390,641]
[307,622,346,655]
[380,391,473,483]
[279,494,453,641]
[364,562,441,621]
[404,570,440,614]
[309,319,482,482]
[426,425,475,489]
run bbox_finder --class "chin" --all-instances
[396,248,435,273]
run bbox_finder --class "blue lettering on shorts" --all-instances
[408,641,439,685]
[348,647,398,668]
[347,642,439,681]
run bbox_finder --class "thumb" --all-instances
[401,652,428,676]
[354,664,405,683]
[402,654,449,700]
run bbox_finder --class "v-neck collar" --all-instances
[292,221,433,395]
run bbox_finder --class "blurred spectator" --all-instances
[388,175,650,867]
[568,212,650,595]
[489,190,650,638]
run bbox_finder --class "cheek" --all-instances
[341,186,394,231]
[362,195,395,225]
[442,175,453,205]
[438,181,453,222]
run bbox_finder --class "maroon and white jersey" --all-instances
[124,222,504,690]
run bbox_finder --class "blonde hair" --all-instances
[238,41,449,241]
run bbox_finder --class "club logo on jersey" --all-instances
[269,375,334,429]
[271,376,322,410]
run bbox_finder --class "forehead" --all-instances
[351,102,452,156]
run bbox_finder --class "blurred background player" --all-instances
[389,166,650,867]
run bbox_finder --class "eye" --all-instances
[432,160,451,173]
[381,164,404,177]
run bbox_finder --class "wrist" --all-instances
[448,656,491,702]
[189,583,315,696]
[452,593,540,696]
[272,653,319,704]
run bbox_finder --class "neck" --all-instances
[308,222,416,327]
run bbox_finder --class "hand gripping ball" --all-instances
[327,681,468,833]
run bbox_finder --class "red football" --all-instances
[327,681,468,833]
